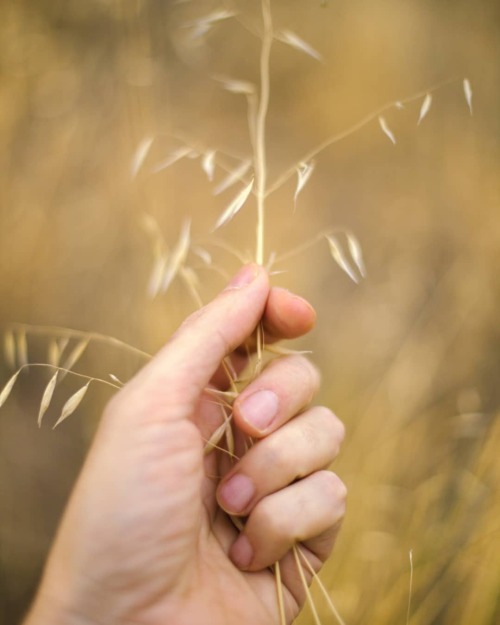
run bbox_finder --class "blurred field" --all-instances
[0,0,499,624]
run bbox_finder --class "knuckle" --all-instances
[260,437,289,475]
[252,497,289,540]
[312,407,346,448]
[317,470,348,507]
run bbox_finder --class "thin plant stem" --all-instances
[293,545,322,625]
[13,363,121,391]
[406,549,414,625]
[274,561,287,625]
[9,323,151,361]
[254,0,273,265]
[297,546,347,625]
[265,77,459,198]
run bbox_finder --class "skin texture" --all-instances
[24,264,346,625]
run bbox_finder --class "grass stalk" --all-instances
[254,0,273,266]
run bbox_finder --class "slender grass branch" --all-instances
[9,323,152,361]
[265,77,459,198]
[254,0,273,266]
[13,363,121,391]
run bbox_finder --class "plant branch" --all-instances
[265,77,459,198]
[254,0,273,265]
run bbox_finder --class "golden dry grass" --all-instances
[1,1,499,624]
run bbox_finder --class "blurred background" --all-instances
[0,0,499,623]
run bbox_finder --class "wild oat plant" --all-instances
[0,2,473,624]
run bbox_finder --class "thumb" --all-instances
[116,264,270,423]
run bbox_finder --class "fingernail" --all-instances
[226,264,259,290]
[230,534,253,569]
[239,390,279,432]
[218,474,255,513]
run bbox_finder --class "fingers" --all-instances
[228,470,347,571]
[263,287,317,340]
[233,355,321,436]
[217,406,344,515]
[209,288,316,390]
[114,264,270,422]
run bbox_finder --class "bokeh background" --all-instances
[0,0,499,623]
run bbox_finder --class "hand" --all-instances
[24,264,346,625]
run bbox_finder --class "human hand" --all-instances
[24,264,346,625]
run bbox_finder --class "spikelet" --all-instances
[276,30,323,62]
[152,146,193,174]
[53,382,90,429]
[463,78,473,115]
[192,246,212,265]
[346,232,366,278]
[38,372,58,427]
[221,79,255,95]
[417,93,432,125]
[131,136,154,178]
[108,374,124,386]
[0,370,21,408]
[213,178,254,230]
[214,159,252,195]
[161,219,191,293]
[326,235,359,284]
[202,151,216,181]
[294,161,315,206]
[61,340,89,374]
[378,116,396,145]
[148,252,169,298]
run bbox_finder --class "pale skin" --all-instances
[24,264,346,625]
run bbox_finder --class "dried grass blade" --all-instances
[161,219,191,293]
[463,78,473,115]
[38,371,58,427]
[214,159,252,195]
[53,382,90,428]
[131,136,154,178]
[17,330,28,367]
[277,30,323,62]
[378,116,396,144]
[0,370,21,408]
[213,178,254,230]
[346,233,366,278]
[202,151,216,181]
[417,93,432,125]
[326,236,359,283]
[4,331,16,369]
[294,161,316,205]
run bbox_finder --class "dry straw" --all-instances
[0,1,475,623]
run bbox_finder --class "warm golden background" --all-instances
[0,1,499,623]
